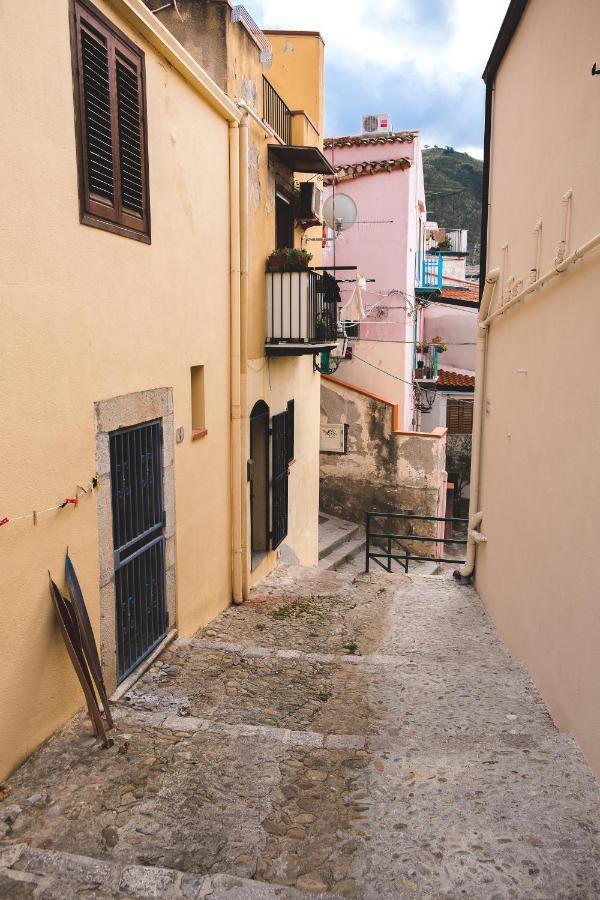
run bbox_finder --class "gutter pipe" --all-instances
[482,231,600,328]
[455,269,500,579]
[238,111,250,601]
[229,122,243,605]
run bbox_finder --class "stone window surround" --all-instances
[95,387,176,694]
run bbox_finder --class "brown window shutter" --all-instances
[71,0,150,242]
[446,399,473,434]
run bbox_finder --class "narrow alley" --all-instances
[2,562,598,898]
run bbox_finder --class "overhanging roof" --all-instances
[268,144,335,175]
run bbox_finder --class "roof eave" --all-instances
[482,0,529,84]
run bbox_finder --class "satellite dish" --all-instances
[323,193,357,233]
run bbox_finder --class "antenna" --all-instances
[323,194,358,234]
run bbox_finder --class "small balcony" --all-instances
[425,228,468,254]
[265,269,339,357]
[263,76,334,177]
[414,343,442,385]
[263,76,292,144]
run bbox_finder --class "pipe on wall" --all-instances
[229,121,243,604]
[456,269,500,579]
[238,111,250,601]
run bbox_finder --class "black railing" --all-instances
[365,511,468,574]
[266,269,338,345]
[263,76,292,144]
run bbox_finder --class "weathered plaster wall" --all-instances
[0,0,233,779]
[477,0,600,776]
[320,380,447,549]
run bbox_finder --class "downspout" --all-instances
[455,268,500,580]
[229,121,243,604]
[238,111,250,600]
[478,81,494,297]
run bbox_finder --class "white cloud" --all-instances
[242,0,510,151]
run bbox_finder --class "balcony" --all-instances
[263,76,292,144]
[425,228,468,254]
[265,269,339,356]
[263,77,334,177]
[414,343,442,385]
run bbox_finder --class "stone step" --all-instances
[318,536,366,571]
[318,513,363,560]
[0,843,333,899]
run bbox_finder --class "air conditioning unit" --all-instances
[298,182,323,222]
[362,113,392,136]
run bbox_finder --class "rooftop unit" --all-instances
[362,113,392,136]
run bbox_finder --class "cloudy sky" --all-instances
[243,0,509,158]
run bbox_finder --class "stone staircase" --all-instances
[318,513,365,571]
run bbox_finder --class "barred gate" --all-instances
[109,420,167,681]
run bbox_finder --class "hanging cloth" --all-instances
[322,271,341,305]
[341,274,367,322]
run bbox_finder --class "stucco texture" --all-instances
[477,0,600,775]
[0,0,233,779]
[320,380,447,547]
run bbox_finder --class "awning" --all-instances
[268,144,335,175]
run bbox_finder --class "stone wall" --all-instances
[320,378,447,555]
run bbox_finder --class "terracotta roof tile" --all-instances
[437,369,475,389]
[324,157,411,185]
[324,132,416,149]
[440,285,480,304]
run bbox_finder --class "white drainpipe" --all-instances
[456,269,500,579]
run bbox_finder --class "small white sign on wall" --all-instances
[320,424,346,453]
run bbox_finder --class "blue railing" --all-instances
[421,255,443,289]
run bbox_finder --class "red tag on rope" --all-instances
[0,517,9,527]
[60,497,79,509]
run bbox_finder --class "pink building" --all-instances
[323,129,427,429]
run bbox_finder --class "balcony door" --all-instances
[275,190,294,249]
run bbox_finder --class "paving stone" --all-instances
[0,563,598,898]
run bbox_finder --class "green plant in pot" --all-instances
[267,247,313,272]
[431,336,448,353]
[315,312,332,340]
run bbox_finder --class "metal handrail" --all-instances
[266,269,338,344]
[366,510,468,573]
[263,77,291,144]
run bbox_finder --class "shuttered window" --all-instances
[286,399,295,463]
[71,0,150,241]
[446,398,474,434]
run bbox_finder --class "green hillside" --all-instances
[422,147,483,265]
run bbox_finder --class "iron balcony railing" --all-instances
[414,343,441,381]
[266,269,338,345]
[421,254,444,289]
[365,511,468,574]
[263,76,292,144]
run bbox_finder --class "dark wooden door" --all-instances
[271,411,289,549]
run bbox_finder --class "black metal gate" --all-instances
[271,411,289,549]
[110,420,167,681]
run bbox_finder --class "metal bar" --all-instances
[368,512,468,524]
[367,532,467,545]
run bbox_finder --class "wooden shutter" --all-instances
[271,411,289,550]
[71,0,150,241]
[286,399,295,463]
[446,399,474,434]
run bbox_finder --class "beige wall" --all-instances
[264,31,324,137]
[477,0,600,775]
[0,0,234,779]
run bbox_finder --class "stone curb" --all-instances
[0,843,333,898]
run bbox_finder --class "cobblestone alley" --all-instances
[1,564,599,898]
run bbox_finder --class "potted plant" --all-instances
[315,311,332,340]
[431,336,448,353]
[437,239,452,251]
[266,247,313,272]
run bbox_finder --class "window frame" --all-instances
[70,0,151,243]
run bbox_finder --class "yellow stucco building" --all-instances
[0,0,333,780]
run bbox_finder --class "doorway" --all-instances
[275,190,294,249]
[249,401,270,569]
[109,419,168,681]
